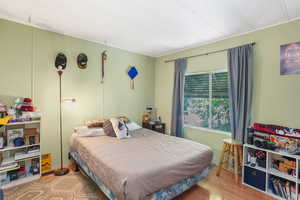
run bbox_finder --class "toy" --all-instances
[142,108,153,123]
[21,98,34,112]
[30,158,40,175]
[0,104,7,118]
[247,151,257,167]
[13,137,25,147]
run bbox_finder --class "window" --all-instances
[184,70,231,133]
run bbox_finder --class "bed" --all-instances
[69,128,213,200]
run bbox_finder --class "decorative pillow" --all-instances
[110,118,130,139]
[86,120,105,128]
[102,120,117,137]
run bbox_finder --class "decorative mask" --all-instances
[55,53,67,71]
[77,53,88,69]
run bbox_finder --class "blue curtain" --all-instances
[228,44,253,144]
[171,58,187,137]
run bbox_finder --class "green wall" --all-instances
[2,17,300,168]
[0,19,155,168]
[155,19,300,164]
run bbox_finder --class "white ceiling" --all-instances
[0,0,300,57]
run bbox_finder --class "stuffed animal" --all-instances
[142,110,152,123]
[21,98,34,112]
[0,104,7,118]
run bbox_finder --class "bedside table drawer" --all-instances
[142,122,165,134]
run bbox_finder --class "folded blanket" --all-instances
[74,126,105,137]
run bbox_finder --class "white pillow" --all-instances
[110,118,130,139]
[125,121,142,131]
[74,126,105,137]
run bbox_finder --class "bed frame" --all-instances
[69,151,211,200]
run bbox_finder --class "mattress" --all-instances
[70,128,213,200]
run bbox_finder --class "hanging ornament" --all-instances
[127,66,138,89]
[101,51,107,83]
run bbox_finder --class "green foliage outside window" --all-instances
[184,71,231,133]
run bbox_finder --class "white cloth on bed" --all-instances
[73,126,105,137]
[125,121,142,131]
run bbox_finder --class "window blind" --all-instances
[184,74,209,98]
[212,72,229,98]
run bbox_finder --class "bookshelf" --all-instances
[0,120,41,189]
[243,144,300,200]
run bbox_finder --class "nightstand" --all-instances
[142,122,165,134]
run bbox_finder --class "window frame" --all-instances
[183,68,231,135]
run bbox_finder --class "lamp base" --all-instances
[54,168,69,176]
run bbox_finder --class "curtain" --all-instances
[228,44,253,144]
[171,58,187,137]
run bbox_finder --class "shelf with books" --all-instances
[6,120,40,126]
[0,144,40,152]
[244,163,266,172]
[244,144,300,160]
[1,174,40,189]
[267,191,289,200]
[0,166,19,173]
[244,145,267,171]
[243,144,300,200]
[0,120,41,189]
[268,175,296,200]
[268,168,296,182]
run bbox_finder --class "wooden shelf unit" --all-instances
[0,120,41,189]
[243,144,300,200]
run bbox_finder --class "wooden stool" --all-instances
[216,138,243,183]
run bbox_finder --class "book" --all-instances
[285,181,291,200]
[15,150,40,160]
[0,162,18,171]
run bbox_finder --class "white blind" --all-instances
[184,73,209,98]
[212,72,229,98]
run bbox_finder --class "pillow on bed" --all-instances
[74,126,105,137]
[110,118,130,139]
[102,120,117,137]
[85,120,105,128]
[125,121,142,131]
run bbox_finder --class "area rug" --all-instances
[4,171,108,200]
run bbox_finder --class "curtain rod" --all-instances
[164,42,256,63]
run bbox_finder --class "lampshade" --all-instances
[55,53,67,71]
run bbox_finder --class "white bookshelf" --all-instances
[243,144,300,200]
[0,120,41,189]
[1,175,40,189]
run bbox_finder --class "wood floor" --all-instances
[175,166,274,200]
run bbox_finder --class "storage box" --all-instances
[244,166,266,191]
[41,153,51,173]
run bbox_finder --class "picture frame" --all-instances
[280,41,300,75]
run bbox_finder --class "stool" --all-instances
[216,138,243,183]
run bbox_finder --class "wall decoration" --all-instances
[101,50,107,83]
[280,41,300,75]
[55,53,67,71]
[77,53,88,69]
[128,66,138,89]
